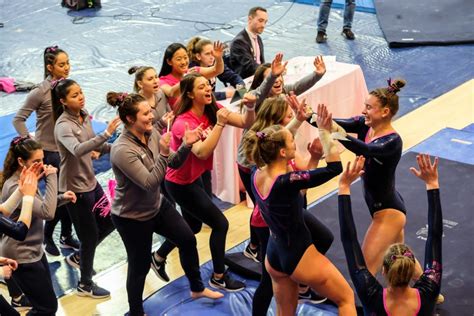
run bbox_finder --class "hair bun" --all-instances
[387,78,406,94]
[106,91,128,108]
[393,78,406,90]
[128,66,141,75]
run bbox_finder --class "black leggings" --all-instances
[66,182,115,284]
[12,255,57,316]
[158,177,229,274]
[252,211,334,316]
[112,197,204,316]
[43,150,73,239]
[238,167,259,247]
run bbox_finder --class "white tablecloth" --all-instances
[212,57,368,204]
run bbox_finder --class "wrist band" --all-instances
[216,123,225,128]
[104,130,111,138]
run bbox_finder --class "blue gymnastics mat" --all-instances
[409,128,474,165]
[142,242,338,316]
[461,123,474,134]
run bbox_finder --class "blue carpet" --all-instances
[410,128,474,165]
[143,242,338,316]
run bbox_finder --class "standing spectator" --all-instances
[12,46,79,257]
[230,7,268,79]
[53,79,121,298]
[316,0,355,43]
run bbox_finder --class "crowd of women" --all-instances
[0,34,443,316]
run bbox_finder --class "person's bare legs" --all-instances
[291,245,356,315]
[362,208,406,275]
[265,259,299,316]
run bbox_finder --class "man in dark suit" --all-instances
[229,7,268,79]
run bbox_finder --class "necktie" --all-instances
[253,36,261,64]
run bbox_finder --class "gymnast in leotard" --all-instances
[246,104,356,316]
[338,154,442,315]
[308,78,419,277]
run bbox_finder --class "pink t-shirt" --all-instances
[160,67,201,111]
[165,103,223,185]
[159,74,180,111]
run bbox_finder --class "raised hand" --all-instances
[315,104,332,131]
[183,123,204,146]
[286,92,311,122]
[271,53,288,77]
[106,116,122,135]
[307,138,323,160]
[18,165,39,196]
[63,191,77,204]
[212,41,225,59]
[339,156,366,189]
[313,55,326,77]
[216,108,231,126]
[410,154,439,189]
[161,111,176,132]
[159,132,171,157]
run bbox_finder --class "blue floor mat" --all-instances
[462,123,474,133]
[143,242,338,316]
[409,128,474,165]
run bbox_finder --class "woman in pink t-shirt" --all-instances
[153,73,255,292]
[158,42,225,110]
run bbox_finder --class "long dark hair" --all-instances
[174,73,219,125]
[43,46,67,79]
[106,92,146,126]
[249,63,271,91]
[158,43,187,77]
[0,136,42,190]
[51,79,79,122]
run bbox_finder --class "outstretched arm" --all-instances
[338,156,368,272]
[339,132,402,158]
[338,156,384,309]
[410,154,443,285]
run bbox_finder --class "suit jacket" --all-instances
[229,29,265,79]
